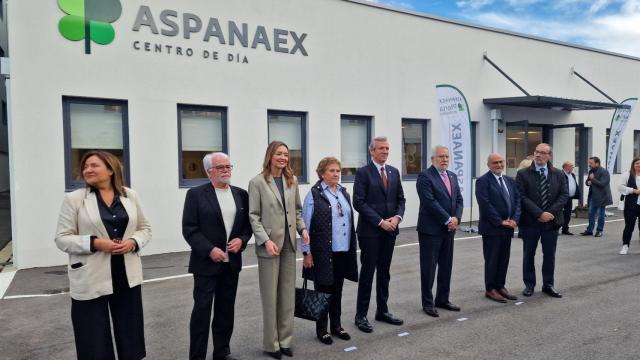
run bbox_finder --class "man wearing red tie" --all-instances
[416,145,464,317]
[353,136,406,333]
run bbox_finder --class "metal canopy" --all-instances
[483,96,631,111]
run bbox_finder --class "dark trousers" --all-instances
[562,198,575,233]
[521,226,558,289]
[482,234,512,291]
[418,232,454,309]
[622,204,640,246]
[356,235,395,317]
[189,264,240,360]
[71,285,146,360]
[314,252,347,335]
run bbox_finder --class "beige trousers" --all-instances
[258,239,296,352]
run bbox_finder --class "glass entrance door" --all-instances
[551,124,588,200]
[506,121,545,177]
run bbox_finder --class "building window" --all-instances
[401,119,428,179]
[634,131,640,160]
[605,128,621,173]
[268,110,307,183]
[341,115,371,180]
[63,97,129,190]
[178,104,227,186]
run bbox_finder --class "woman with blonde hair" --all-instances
[55,150,151,360]
[249,141,309,359]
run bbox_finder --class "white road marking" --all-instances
[398,332,410,337]
[457,317,468,321]
[344,346,357,352]
[1,219,626,300]
[515,301,524,306]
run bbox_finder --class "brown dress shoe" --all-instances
[498,288,518,301]
[485,289,507,303]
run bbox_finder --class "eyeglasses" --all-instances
[213,165,233,171]
[336,201,344,217]
[534,150,550,155]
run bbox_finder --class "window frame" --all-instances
[177,103,229,188]
[340,114,372,183]
[267,109,308,184]
[634,130,640,160]
[401,118,429,180]
[62,96,130,191]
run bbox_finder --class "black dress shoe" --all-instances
[542,286,563,298]
[331,327,351,341]
[423,307,439,317]
[580,231,593,236]
[522,287,534,297]
[280,348,293,357]
[435,302,461,312]
[561,230,574,235]
[594,231,603,237]
[375,312,404,325]
[355,316,373,333]
[264,350,281,359]
[317,332,333,345]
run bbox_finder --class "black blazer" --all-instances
[416,166,464,235]
[475,171,521,236]
[353,162,406,238]
[516,163,569,228]
[182,183,253,275]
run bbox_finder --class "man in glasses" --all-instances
[353,136,406,333]
[182,152,253,360]
[516,143,569,299]
[416,145,464,317]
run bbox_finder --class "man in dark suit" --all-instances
[516,143,569,298]
[475,153,521,303]
[580,156,612,237]
[416,145,464,317]
[182,152,253,360]
[561,161,581,235]
[353,136,406,333]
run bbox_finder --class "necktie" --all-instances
[539,168,550,210]
[380,167,388,190]
[441,171,452,196]
[498,176,512,215]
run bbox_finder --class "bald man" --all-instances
[475,153,521,303]
[561,161,581,235]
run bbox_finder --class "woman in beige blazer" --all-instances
[55,151,151,360]
[249,141,308,359]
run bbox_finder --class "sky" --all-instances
[364,0,640,57]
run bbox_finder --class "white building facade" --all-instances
[2,0,639,268]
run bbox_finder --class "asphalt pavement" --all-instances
[1,215,639,360]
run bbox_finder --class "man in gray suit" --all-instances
[580,156,612,237]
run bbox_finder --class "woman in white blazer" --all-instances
[618,157,640,255]
[55,151,151,360]
[249,141,308,359]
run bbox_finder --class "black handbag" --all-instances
[294,278,331,321]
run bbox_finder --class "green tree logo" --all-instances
[458,103,465,112]
[58,0,122,54]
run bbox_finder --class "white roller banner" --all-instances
[606,98,637,172]
[436,84,472,207]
